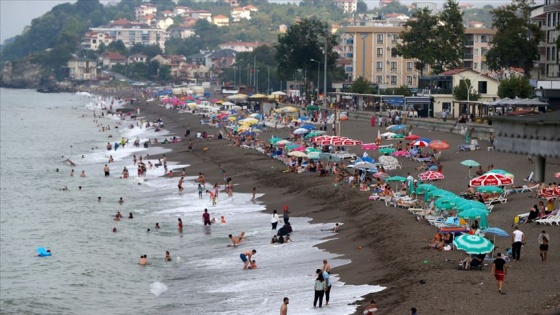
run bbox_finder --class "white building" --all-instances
[135,4,157,20]
[333,0,357,13]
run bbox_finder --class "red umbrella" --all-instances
[429,140,450,150]
[469,174,514,187]
[361,143,378,150]
[405,134,421,140]
[391,150,410,157]
[419,171,444,181]
[411,140,430,147]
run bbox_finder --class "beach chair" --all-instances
[409,200,435,214]
[485,192,508,205]
[535,215,560,225]
[507,183,539,194]
[524,172,534,183]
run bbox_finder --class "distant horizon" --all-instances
[0,0,546,43]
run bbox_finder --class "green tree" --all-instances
[395,8,438,76]
[498,75,534,98]
[453,78,480,101]
[158,65,172,81]
[275,17,338,100]
[377,0,410,15]
[393,85,412,96]
[356,1,368,13]
[350,76,373,94]
[150,0,175,12]
[107,40,129,56]
[486,0,542,76]
[432,0,464,74]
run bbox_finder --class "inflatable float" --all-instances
[36,247,51,257]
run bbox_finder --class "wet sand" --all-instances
[133,99,560,314]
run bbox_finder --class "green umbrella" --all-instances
[269,137,283,144]
[307,152,320,159]
[305,147,321,153]
[456,201,487,211]
[379,148,396,155]
[477,186,504,193]
[305,105,320,111]
[457,208,489,219]
[435,196,464,210]
[460,160,480,167]
[416,184,438,193]
[453,234,494,254]
[386,176,407,182]
[393,134,405,138]
[285,143,299,150]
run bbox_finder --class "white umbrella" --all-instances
[293,128,309,135]
[378,155,399,166]
[272,91,287,96]
[380,132,396,138]
[288,151,308,157]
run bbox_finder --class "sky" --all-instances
[0,0,546,43]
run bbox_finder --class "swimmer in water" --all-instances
[139,255,148,265]
[113,227,117,233]
[165,251,171,261]
[118,197,124,204]
[178,218,183,232]
[128,213,133,219]
[98,196,101,202]
[80,170,86,177]
[240,250,256,270]
[155,223,160,229]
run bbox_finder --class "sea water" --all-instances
[0,88,383,315]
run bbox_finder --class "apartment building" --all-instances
[135,4,157,20]
[531,0,560,80]
[90,23,166,51]
[341,23,496,88]
[332,0,358,13]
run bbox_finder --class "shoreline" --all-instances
[112,90,559,314]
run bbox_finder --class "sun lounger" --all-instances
[378,144,394,149]
[484,193,508,205]
[507,183,539,194]
[535,215,560,225]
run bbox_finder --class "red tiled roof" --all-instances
[103,52,126,61]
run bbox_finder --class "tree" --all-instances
[498,75,534,98]
[107,40,128,56]
[377,0,410,15]
[356,1,368,13]
[393,85,412,96]
[432,0,464,74]
[158,65,172,81]
[351,76,374,94]
[395,8,438,76]
[453,79,480,101]
[486,0,542,76]
[275,18,338,100]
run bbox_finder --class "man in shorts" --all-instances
[240,250,256,270]
[491,252,508,294]
[104,164,110,176]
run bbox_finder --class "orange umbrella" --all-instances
[429,140,450,150]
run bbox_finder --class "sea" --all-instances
[0,88,383,315]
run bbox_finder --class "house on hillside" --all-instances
[128,54,148,64]
[181,17,198,28]
[101,52,127,69]
[151,54,187,76]
[187,51,211,66]
[169,27,195,39]
[333,0,358,13]
[190,10,212,22]
[67,57,98,80]
[81,31,114,50]
[208,49,237,70]
[161,10,175,17]
[213,15,230,27]
[218,41,263,53]
[178,64,210,80]
[138,15,155,26]
[278,24,288,33]
[156,17,175,30]
[135,4,157,20]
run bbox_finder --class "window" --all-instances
[406,76,413,86]
[481,35,488,43]
[406,62,413,71]
[377,48,383,57]
[377,34,384,44]
[392,34,398,44]
[391,62,397,71]
[376,62,383,71]
[474,62,478,70]
[391,75,397,85]
[376,75,383,84]
[391,48,398,58]
[478,81,488,94]
[442,102,451,111]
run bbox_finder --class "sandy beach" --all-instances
[124,93,560,315]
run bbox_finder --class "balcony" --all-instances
[465,40,474,46]
[463,53,474,60]
[345,53,353,58]
[345,39,354,45]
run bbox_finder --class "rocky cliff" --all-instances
[0,56,75,93]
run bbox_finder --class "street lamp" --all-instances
[310,59,320,98]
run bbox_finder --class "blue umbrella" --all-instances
[302,124,316,130]
[388,124,408,131]
[418,137,432,143]
[480,227,509,237]
[360,156,375,163]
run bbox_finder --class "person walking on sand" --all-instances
[271,210,281,231]
[491,252,508,294]
[240,250,256,270]
[280,297,289,315]
[511,226,525,261]
[283,206,290,225]
[538,230,550,262]
[202,208,211,226]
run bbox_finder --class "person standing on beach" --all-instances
[283,206,290,225]
[202,209,211,225]
[271,210,281,231]
[313,272,326,308]
[491,253,508,294]
[198,184,203,199]
[538,230,549,262]
[280,297,289,315]
[178,177,184,192]
[317,268,331,305]
[240,250,256,270]
[511,226,525,261]
[104,164,110,177]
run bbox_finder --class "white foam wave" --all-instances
[149,281,168,297]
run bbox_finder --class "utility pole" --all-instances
[323,31,328,108]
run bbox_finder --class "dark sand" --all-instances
[129,97,560,315]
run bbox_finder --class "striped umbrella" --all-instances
[418,171,444,181]
[453,234,494,254]
[411,140,430,147]
[470,173,514,187]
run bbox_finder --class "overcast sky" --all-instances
[0,0,546,43]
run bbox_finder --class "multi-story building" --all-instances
[332,0,357,13]
[89,23,167,51]
[341,22,497,88]
[531,0,560,80]
[218,41,264,53]
[81,31,115,50]
[462,28,496,72]
[67,57,98,80]
[135,4,157,20]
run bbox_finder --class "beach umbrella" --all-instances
[288,151,307,157]
[305,105,320,111]
[470,173,514,187]
[435,196,464,210]
[333,139,363,146]
[392,134,405,139]
[453,235,494,254]
[301,124,317,130]
[227,93,248,100]
[486,169,514,179]
[278,106,299,113]
[481,227,509,237]
[249,113,263,119]
[380,132,396,138]
[285,143,300,150]
[391,150,410,157]
[387,124,408,131]
[477,186,504,193]
[429,140,450,150]
[411,140,430,147]
[238,118,259,125]
[379,147,396,155]
[456,201,487,212]
[350,161,378,170]
[555,172,560,179]
[292,146,306,152]
[439,226,469,234]
[419,171,444,181]
[386,176,407,182]
[405,134,421,140]
[416,183,437,193]
[458,208,490,219]
[373,171,390,179]
[249,93,267,99]
[272,91,287,96]
[275,140,292,146]
[305,147,321,153]
[362,143,379,151]
[461,159,481,178]
[293,128,309,135]
[307,152,321,159]
[378,155,399,166]
[269,137,283,144]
